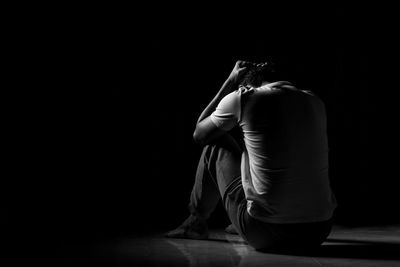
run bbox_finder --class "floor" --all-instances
[64,224,400,266]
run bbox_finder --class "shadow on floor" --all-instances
[174,232,400,261]
[270,238,400,260]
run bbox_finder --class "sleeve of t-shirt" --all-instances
[210,91,240,131]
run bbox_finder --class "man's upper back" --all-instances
[210,81,337,223]
[241,82,328,171]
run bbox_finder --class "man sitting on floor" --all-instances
[166,60,337,251]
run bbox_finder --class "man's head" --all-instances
[239,61,278,88]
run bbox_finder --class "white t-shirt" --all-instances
[210,81,337,223]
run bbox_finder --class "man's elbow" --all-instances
[193,129,208,146]
[193,130,203,145]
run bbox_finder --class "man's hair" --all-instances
[240,60,281,88]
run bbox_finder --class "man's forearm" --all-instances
[196,78,237,124]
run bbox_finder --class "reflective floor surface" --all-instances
[63,225,400,266]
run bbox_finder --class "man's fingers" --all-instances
[242,88,254,97]
[237,60,254,68]
[256,62,268,68]
[239,86,254,96]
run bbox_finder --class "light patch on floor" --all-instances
[91,225,400,266]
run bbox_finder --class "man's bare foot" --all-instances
[164,215,209,240]
[224,224,239,235]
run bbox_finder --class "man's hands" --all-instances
[238,84,255,98]
[228,60,270,85]
[227,60,254,85]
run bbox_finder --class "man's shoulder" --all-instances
[222,90,242,102]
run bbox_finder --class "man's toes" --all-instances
[164,228,185,238]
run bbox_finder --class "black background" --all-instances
[6,4,399,262]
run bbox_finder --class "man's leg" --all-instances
[165,134,243,239]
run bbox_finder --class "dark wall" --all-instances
[10,6,399,249]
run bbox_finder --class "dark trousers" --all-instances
[188,134,332,251]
